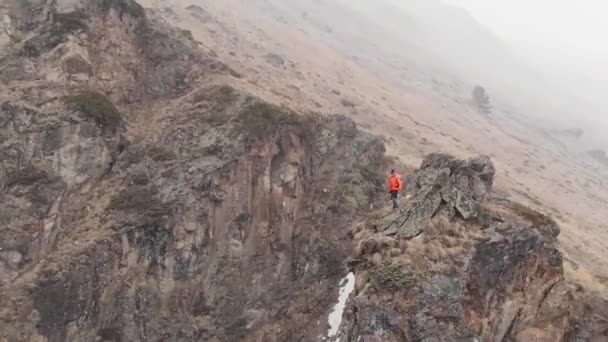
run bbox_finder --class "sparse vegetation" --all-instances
[215,85,239,107]
[108,185,172,219]
[317,243,342,277]
[19,10,88,57]
[238,101,314,142]
[61,55,92,75]
[181,29,195,41]
[52,11,88,34]
[64,91,121,133]
[189,85,240,125]
[148,145,177,162]
[98,0,145,19]
[472,85,491,114]
[264,53,285,67]
[370,262,417,291]
[341,98,356,108]
[190,85,238,106]
[17,0,42,19]
[6,165,49,187]
[130,172,151,186]
[588,150,608,166]
[510,202,557,228]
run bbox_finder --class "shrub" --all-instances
[370,263,417,291]
[341,98,356,108]
[6,165,48,187]
[61,55,93,75]
[510,202,557,228]
[98,0,145,19]
[472,85,491,114]
[189,85,238,106]
[316,243,342,277]
[238,102,314,142]
[52,11,88,35]
[181,29,194,41]
[108,186,172,219]
[588,150,608,166]
[147,145,176,162]
[64,91,121,133]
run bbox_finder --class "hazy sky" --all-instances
[445,0,608,77]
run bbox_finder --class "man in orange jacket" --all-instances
[388,169,403,209]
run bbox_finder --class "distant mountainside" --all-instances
[255,0,599,136]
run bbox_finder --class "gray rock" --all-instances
[264,53,285,67]
[377,153,495,238]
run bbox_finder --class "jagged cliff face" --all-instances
[342,154,608,341]
[0,1,390,341]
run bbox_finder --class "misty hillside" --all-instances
[262,0,602,139]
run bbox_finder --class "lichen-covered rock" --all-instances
[342,154,607,342]
[377,153,495,238]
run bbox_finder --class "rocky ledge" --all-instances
[341,154,608,342]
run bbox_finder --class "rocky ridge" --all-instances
[342,154,608,341]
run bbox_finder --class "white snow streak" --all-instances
[326,272,355,339]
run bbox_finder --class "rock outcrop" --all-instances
[377,153,495,238]
[342,154,608,341]
[0,1,391,341]
[588,149,608,167]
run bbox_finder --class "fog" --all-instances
[447,0,608,77]
[245,0,606,146]
[446,0,608,142]
[344,0,608,147]
[433,0,608,144]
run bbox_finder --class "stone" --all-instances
[377,154,495,239]
[343,154,607,341]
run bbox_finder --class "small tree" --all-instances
[472,85,491,114]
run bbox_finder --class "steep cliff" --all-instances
[0,1,390,341]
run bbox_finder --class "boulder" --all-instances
[377,153,495,238]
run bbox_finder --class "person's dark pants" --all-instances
[390,190,399,209]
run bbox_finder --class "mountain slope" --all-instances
[138,0,608,289]
[343,154,608,341]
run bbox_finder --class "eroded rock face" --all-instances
[341,154,608,342]
[0,2,391,340]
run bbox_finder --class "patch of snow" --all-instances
[326,272,355,339]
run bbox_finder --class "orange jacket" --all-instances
[388,174,403,191]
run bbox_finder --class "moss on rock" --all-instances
[98,0,145,20]
[64,91,121,133]
[238,101,314,142]
[370,263,418,291]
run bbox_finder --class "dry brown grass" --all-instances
[564,261,608,296]
[355,235,398,257]
[509,201,557,227]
